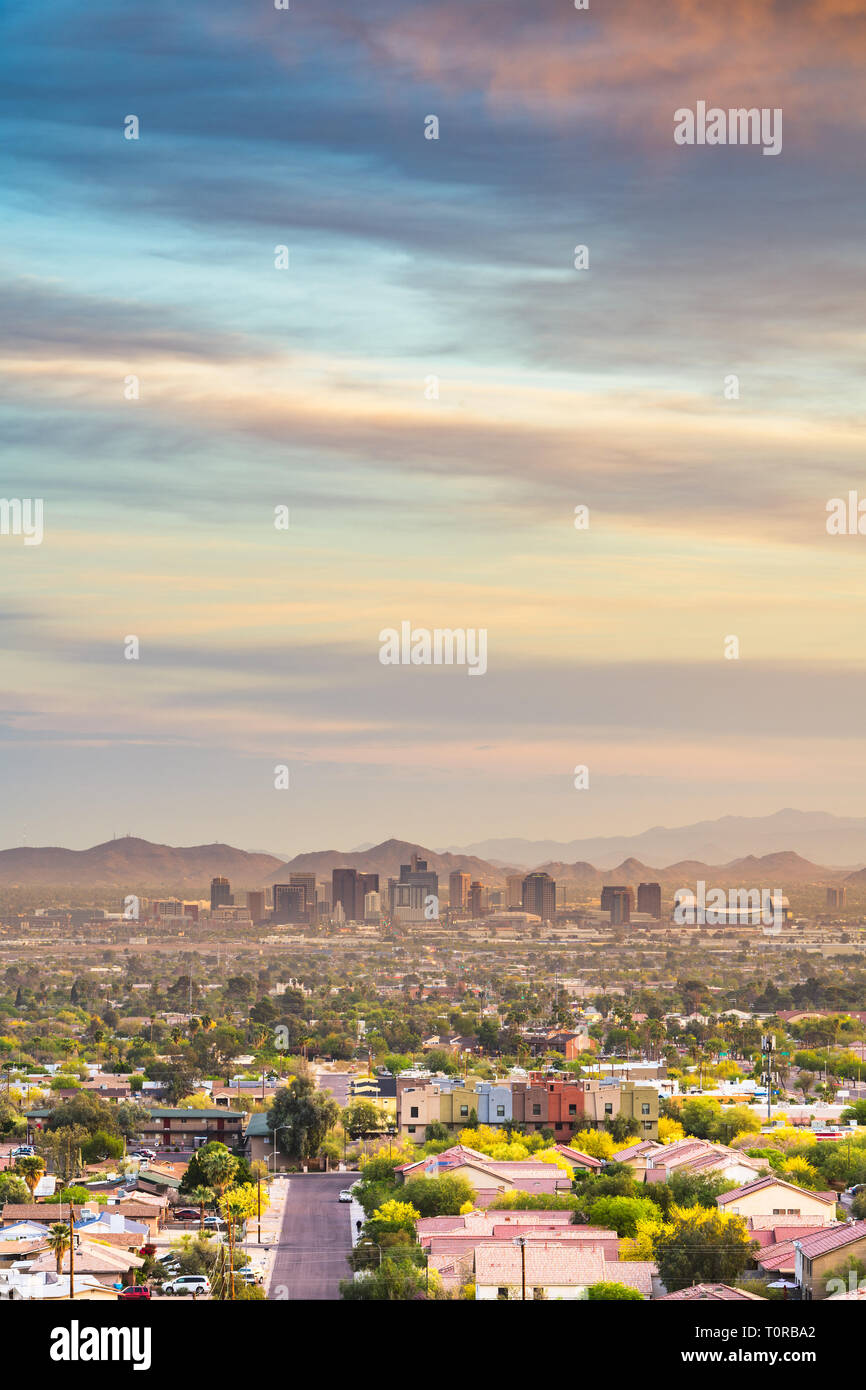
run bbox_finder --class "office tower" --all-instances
[389,855,439,923]
[449,871,471,910]
[827,886,847,909]
[290,873,317,920]
[246,891,266,924]
[488,889,503,909]
[637,882,662,918]
[522,871,556,921]
[609,888,631,925]
[210,876,232,910]
[358,872,380,903]
[272,883,306,924]
[332,868,359,922]
[364,890,381,920]
[601,885,635,913]
[468,881,489,917]
[506,874,524,909]
[183,903,199,922]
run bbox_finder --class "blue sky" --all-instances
[1,0,865,853]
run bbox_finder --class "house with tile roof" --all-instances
[717,1176,837,1225]
[473,1242,654,1300]
[794,1220,866,1299]
[657,1283,766,1301]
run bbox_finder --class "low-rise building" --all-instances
[473,1243,654,1301]
[717,1177,837,1226]
[794,1221,866,1300]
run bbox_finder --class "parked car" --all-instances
[202,1215,225,1229]
[174,1208,201,1222]
[235,1268,264,1285]
[119,1286,151,1300]
[11,1145,35,1157]
[161,1275,210,1296]
[338,1190,354,1202]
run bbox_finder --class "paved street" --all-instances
[316,1069,352,1106]
[268,1172,358,1301]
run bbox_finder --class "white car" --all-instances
[11,1145,35,1157]
[338,1189,354,1202]
[235,1268,264,1285]
[162,1275,210,1296]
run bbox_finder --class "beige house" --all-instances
[717,1177,837,1225]
[795,1221,866,1299]
[473,1243,654,1300]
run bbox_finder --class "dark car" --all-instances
[174,1208,201,1221]
[119,1286,151,1300]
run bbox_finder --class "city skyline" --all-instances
[3,2,865,850]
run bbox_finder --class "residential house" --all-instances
[717,1177,837,1226]
[0,1270,120,1301]
[794,1221,866,1300]
[657,1283,766,1301]
[473,1243,654,1300]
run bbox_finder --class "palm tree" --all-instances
[47,1222,71,1274]
[196,1146,237,1202]
[15,1154,45,1197]
[189,1185,215,1234]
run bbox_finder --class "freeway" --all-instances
[268,1171,359,1301]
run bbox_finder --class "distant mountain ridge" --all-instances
[442,809,866,869]
[0,832,853,893]
[0,838,284,891]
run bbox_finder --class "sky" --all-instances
[1,0,865,854]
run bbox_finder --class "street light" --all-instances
[271,1124,291,1176]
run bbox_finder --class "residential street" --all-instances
[268,1172,358,1301]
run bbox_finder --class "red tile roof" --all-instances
[718,1176,834,1207]
[659,1283,766,1301]
[794,1220,866,1259]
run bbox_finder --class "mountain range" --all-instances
[442,809,866,869]
[0,826,858,893]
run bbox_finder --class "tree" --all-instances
[15,1154,46,1196]
[47,1222,71,1274]
[586,1281,644,1300]
[189,1185,215,1233]
[114,1100,151,1141]
[81,1130,124,1164]
[423,1121,450,1143]
[711,1106,760,1144]
[45,1092,121,1138]
[267,1065,339,1164]
[586,1195,659,1238]
[187,1142,237,1200]
[606,1114,640,1142]
[652,1207,754,1292]
[401,1175,476,1217]
[340,1259,433,1301]
[680,1098,721,1139]
[342,1100,384,1139]
[368,1199,420,1234]
[795,1071,815,1100]
[220,1182,269,1228]
[0,1173,29,1205]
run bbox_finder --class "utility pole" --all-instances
[761,1033,776,1123]
[513,1235,527,1301]
[69,1208,75,1302]
[257,1174,261,1245]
